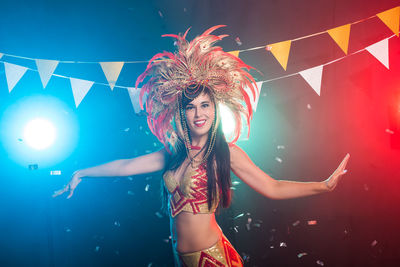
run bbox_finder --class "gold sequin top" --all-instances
[163,162,219,217]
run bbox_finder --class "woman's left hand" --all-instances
[323,153,350,192]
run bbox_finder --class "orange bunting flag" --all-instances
[228,50,240,58]
[267,40,292,70]
[327,24,351,54]
[377,6,400,37]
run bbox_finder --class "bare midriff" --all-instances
[170,211,220,253]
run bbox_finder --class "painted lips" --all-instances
[194,119,206,127]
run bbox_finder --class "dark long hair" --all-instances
[161,87,232,214]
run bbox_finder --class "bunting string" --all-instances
[0,6,398,108]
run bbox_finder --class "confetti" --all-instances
[307,220,317,225]
[307,104,312,110]
[297,252,308,258]
[270,245,274,248]
[316,260,324,266]
[292,220,300,226]
[230,186,237,190]
[123,128,130,132]
[242,253,250,263]
[50,170,61,175]
[385,129,394,134]
[127,190,134,196]
[64,227,71,232]
[95,246,100,252]
[277,145,285,150]
[147,263,153,267]
[114,221,120,227]
[232,181,241,185]
[280,242,287,247]
[18,138,23,142]
[233,226,239,233]
[153,142,158,147]
[145,150,152,153]
[145,184,150,191]
[275,157,282,163]
[155,212,163,218]
[246,218,252,230]
[145,131,150,135]
[183,7,187,12]
[235,37,242,46]
[158,11,163,18]
[127,177,133,181]
[234,213,244,219]
[371,240,378,247]
[28,164,38,170]
[139,126,143,131]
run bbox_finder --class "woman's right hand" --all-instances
[52,171,83,199]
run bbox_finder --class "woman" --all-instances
[53,25,350,267]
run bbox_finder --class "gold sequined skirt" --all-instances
[175,233,243,267]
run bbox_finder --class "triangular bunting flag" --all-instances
[377,6,400,37]
[327,24,351,54]
[228,50,240,58]
[100,62,124,91]
[127,87,143,113]
[35,59,59,88]
[4,62,28,93]
[299,65,324,96]
[70,78,94,108]
[267,40,292,70]
[244,81,264,111]
[366,39,389,69]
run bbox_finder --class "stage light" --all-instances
[1,95,79,168]
[219,103,235,140]
[23,118,56,150]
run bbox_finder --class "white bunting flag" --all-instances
[35,59,59,88]
[4,62,28,93]
[70,78,94,108]
[244,81,264,111]
[127,87,141,113]
[100,62,124,90]
[299,65,324,96]
[366,39,389,69]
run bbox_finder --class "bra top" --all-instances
[163,162,219,218]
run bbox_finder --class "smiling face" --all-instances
[184,91,215,140]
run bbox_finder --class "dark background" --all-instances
[0,0,399,266]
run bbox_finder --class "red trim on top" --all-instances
[191,145,202,150]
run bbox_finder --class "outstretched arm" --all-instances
[229,145,349,200]
[77,148,168,178]
[53,148,168,198]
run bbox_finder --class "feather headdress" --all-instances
[135,25,258,152]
